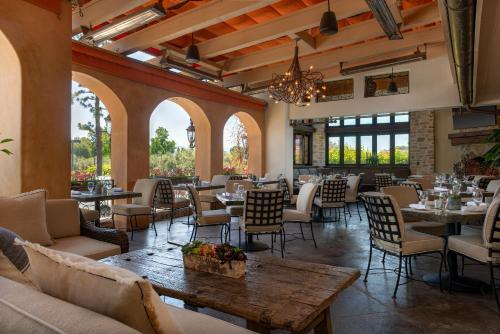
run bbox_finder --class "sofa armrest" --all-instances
[80,213,129,254]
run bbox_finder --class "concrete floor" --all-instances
[128,206,500,333]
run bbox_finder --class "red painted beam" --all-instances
[23,0,61,15]
[72,41,267,111]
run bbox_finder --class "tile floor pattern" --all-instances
[128,208,500,333]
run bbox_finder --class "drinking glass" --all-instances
[233,183,239,193]
[87,181,95,194]
[472,190,483,206]
[237,185,245,198]
[419,190,428,205]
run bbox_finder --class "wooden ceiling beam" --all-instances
[72,0,150,33]
[195,0,368,58]
[222,27,445,87]
[103,0,279,54]
[223,1,440,74]
[292,31,316,49]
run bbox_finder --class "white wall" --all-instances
[289,54,460,119]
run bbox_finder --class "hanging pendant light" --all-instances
[186,119,196,149]
[320,0,338,36]
[185,32,200,64]
[387,67,398,93]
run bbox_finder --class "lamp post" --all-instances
[186,119,196,149]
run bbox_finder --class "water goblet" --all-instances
[87,181,95,194]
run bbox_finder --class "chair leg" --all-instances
[111,213,116,229]
[244,233,249,252]
[343,207,348,227]
[393,255,403,299]
[299,223,305,240]
[347,203,352,217]
[404,257,409,277]
[280,230,284,258]
[152,213,157,236]
[438,252,444,292]
[356,201,362,220]
[461,255,465,276]
[381,251,386,264]
[168,211,174,231]
[129,217,134,241]
[364,243,373,282]
[238,227,241,248]
[409,256,413,275]
[489,262,500,311]
[220,225,224,244]
[271,233,274,253]
[310,223,318,248]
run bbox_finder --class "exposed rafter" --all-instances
[223,2,439,74]
[103,0,279,53]
[223,27,445,87]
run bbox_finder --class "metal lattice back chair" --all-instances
[478,177,492,190]
[278,177,295,205]
[240,189,285,257]
[154,179,191,231]
[313,179,348,224]
[375,174,393,191]
[401,181,423,192]
[361,192,444,298]
[228,175,244,180]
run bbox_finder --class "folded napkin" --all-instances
[111,187,123,192]
[409,203,426,210]
[434,187,449,192]
[461,202,487,212]
[259,178,268,182]
[70,190,81,195]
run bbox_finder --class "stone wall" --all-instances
[312,122,325,166]
[410,110,435,175]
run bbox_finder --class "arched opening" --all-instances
[223,115,249,175]
[0,30,21,195]
[149,97,211,180]
[229,112,263,176]
[71,72,128,189]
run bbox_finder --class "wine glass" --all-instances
[87,181,95,194]
[233,183,239,193]
[419,190,428,205]
[472,190,483,206]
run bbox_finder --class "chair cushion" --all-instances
[45,199,81,239]
[81,208,100,222]
[289,195,297,205]
[113,204,151,216]
[226,205,244,217]
[448,230,500,264]
[199,210,231,225]
[18,240,183,334]
[0,277,141,334]
[47,236,121,260]
[131,179,159,206]
[0,190,53,246]
[313,197,344,208]
[283,209,311,222]
[166,304,254,334]
[239,220,282,233]
[373,224,443,256]
[173,198,191,209]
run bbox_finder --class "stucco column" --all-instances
[124,109,150,190]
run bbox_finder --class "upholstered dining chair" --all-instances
[381,186,419,210]
[361,192,445,298]
[375,174,393,191]
[278,177,297,206]
[187,185,231,243]
[298,175,312,183]
[283,183,319,248]
[478,177,493,190]
[112,178,159,240]
[445,198,500,310]
[408,175,434,190]
[486,178,500,194]
[313,179,348,225]
[345,175,362,220]
[198,174,230,209]
[239,189,285,257]
[152,179,191,231]
[225,179,253,218]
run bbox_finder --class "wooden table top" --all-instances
[71,191,142,202]
[216,192,244,206]
[101,247,359,333]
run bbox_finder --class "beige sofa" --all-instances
[0,277,254,333]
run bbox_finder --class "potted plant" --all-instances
[182,241,247,278]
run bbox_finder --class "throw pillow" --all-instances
[0,189,53,245]
[18,239,183,334]
[0,227,35,287]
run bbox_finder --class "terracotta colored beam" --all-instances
[23,0,60,14]
[72,41,266,111]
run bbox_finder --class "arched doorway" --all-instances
[227,112,263,176]
[0,30,21,195]
[71,72,128,189]
[223,115,249,175]
[149,97,211,180]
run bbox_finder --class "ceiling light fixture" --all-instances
[81,3,166,44]
[268,39,326,107]
[185,32,201,64]
[319,0,338,35]
[365,0,403,40]
[387,67,398,93]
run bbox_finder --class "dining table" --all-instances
[71,190,142,221]
[401,206,487,292]
[173,182,225,192]
[215,192,269,252]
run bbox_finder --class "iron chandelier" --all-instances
[268,39,326,106]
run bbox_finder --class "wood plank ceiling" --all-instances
[73,0,442,89]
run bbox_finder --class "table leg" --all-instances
[246,320,271,334]
[314,307,333,334]
[94,200,101,227]
[237,234,269,252]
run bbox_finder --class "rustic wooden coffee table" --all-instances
[101,247,359,334]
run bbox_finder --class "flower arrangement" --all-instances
[182,241,247,278]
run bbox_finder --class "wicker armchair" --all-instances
[80,218,129,254]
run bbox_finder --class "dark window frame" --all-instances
[293,131,313,166]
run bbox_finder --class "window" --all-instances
[294,133,311,165]
[377,135,390,164]
[329,117,340,127]
[328,136,340,164]
[394,133,409,164]
[325,113,409,166]
[360,135,373,164]
[317,78,354,103]
[343,136,357,164]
